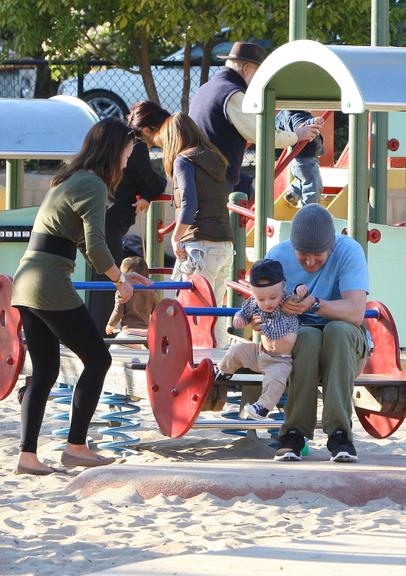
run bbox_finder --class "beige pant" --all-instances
[218,342,292,411]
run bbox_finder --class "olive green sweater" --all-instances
[12,170,114,311]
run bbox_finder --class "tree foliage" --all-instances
[1,1,405,106]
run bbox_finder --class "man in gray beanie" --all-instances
[265,204,369,462]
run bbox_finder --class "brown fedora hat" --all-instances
[217,41,265,65]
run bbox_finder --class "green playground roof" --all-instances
[0,95,98,159]
[243,40,406,114]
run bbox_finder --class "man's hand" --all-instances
[313,116,324,128]
[295,124,320,142]
[282,295,314,315]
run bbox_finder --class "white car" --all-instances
[57,42,234,119]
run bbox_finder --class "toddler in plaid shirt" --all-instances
[217,259,307,420]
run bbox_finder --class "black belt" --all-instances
[28,232,77,261]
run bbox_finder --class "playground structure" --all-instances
[1,272,405,444]
[1,2,406,451]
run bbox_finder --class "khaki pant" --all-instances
[280,321,368,440]
[173,240,234,348]
[218,342,292,411]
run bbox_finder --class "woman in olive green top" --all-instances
[12,118,151,475]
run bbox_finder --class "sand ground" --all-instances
[0,382,405,576]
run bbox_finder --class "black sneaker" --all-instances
[274,429,305,461]
[243,402,269,420]
[327,429,358,463]
[214,368,233,383]
[285,192,300,206]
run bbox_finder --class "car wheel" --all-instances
[83,90,130,120]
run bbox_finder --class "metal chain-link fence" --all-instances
[0,58,256,183]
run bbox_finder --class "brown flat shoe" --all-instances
[61,452,115,468]
[14,464,61,476]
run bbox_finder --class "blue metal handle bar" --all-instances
[184,307,379,318]
[70,281,380,320]
[73,281,193,291]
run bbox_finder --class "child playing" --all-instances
[216,259,307,420]
[275,110,324,206]
[106,256,156,349]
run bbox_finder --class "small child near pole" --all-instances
[216,259,307,419]
[106,256,156,348]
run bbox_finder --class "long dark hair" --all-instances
[128,101,170,138]
[51,118,133,190]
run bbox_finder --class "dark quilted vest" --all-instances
[173,147,233,244]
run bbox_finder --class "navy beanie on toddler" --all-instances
[250,259,285,287]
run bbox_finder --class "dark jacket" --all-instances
[275,111,324,159]
[108,139,167,250]
[189,68,247,185]
[173,146,233,243]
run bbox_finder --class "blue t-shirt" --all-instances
[266,235,369,326]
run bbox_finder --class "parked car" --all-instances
[58,37,270,119]
[0,64,35,99]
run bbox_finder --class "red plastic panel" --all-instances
[147,298,214,438]
[177,274,217,348]
[356,301,406,437]
[354,408,404,439]
[363,301,402,375]
[0,274,24,401]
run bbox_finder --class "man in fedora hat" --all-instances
[189,41,320,187]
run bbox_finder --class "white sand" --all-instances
[1,383,405,576]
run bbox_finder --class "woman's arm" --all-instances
[171,156,198,259]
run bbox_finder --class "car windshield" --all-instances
[163,41,233,64]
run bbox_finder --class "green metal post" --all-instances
[146,200,165,281]
[227,191,248,333]
[370,0,389,224]
[5,160,24,209]
[254,89,275,262]
[289,0,307,41]
[348,113,369,256]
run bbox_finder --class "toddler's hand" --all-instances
[295,284,308,299]
[105,324,115,335]
[313,116,324,128]
[233,316,246,330]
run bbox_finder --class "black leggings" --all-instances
[17,305,112,453]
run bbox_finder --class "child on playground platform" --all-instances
[275,110,324,206]
[216,259,308,420]
[106,256,156,348]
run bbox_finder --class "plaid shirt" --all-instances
[236,295,300,340]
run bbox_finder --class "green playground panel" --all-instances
[0,207,87,291]
[388,112,406,157]
[266,217,406,348]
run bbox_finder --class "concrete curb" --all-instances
[65,456,406,505]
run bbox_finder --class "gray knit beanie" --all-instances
[290,204,336,253]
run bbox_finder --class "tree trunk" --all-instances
[200,39,214,86]
[33,63,59,98]
[137,26,160,105]
[181,40,192,113]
